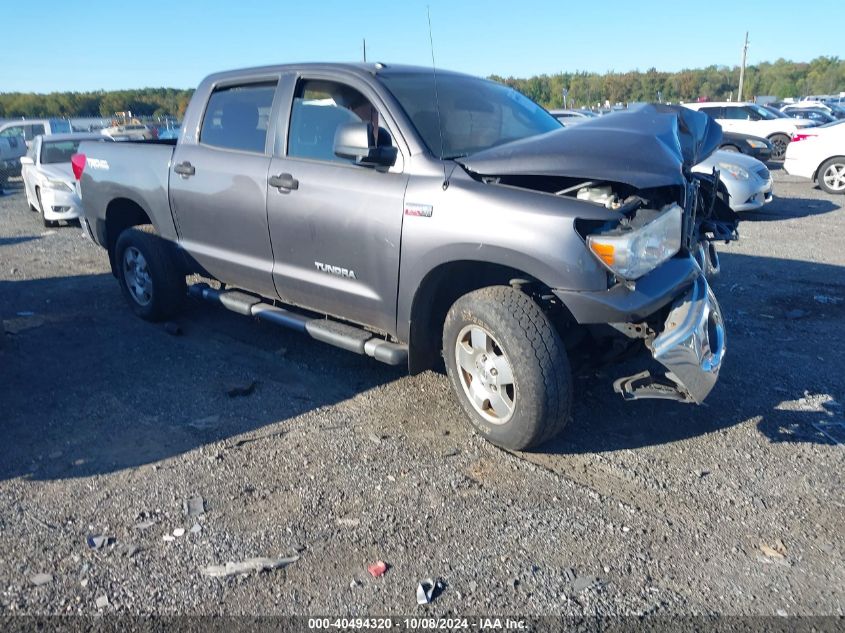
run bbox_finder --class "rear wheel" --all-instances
[769,134,790,161]
[817,157,845,194]
[442,286,571,450]
[115,226,185,321]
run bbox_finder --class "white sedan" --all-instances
[21,133,109,227]
[783,120,845,194]
[684,102,815,160]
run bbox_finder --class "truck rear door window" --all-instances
[200,82,277,153]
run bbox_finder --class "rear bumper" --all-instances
[614,274,725,404]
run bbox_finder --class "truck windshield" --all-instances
[379,72,560,159]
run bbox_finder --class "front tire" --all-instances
[817,157,845,194]
[442,286,571,450]
[115,226,186,321]
[769,134,790,161]
[35,188,56,228]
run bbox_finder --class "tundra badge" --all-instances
[314,262,357,280]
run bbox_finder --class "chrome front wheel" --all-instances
[454,324,516,424]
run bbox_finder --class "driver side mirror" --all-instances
[19,156,34,165]
[334,122,397,168]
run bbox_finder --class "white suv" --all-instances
[684,102,814,160]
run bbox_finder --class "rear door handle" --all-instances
[268,173,299,191]
[174,161,195,177]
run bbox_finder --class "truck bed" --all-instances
[77,139,179,245]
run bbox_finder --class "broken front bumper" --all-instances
[614,274,725,403]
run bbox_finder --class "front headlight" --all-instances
[717,162,750,180]
[746,139,769,149]
[587,203,682,280]
[44,179,74,192]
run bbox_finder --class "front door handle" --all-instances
[174,161,195,177]
[268,173,299,191]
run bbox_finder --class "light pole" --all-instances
[738,31,749,102]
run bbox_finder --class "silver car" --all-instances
[693,150,773,212]
[21,133,110,226]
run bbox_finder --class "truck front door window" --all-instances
[287,80,391,164]
[200,82,277,153]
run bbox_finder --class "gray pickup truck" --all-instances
[75,63,738,450]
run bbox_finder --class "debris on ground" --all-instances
[760,540,787,560]
[31,573,53,586]
[227,430,286,449]
[163,321,183,336]
[336,517,360,528]
[785,309,806,320]
[162,535,175,543]
[368,432,383,445]
[183,495,205,517]
[188,415,221,430]
[95,595,109,609]
[367,561,388,578]
[226,380,257,398]
[172,528,185,538]
[3,314,46,334]
[573,575,602,593]
[200,555,299,579]
[416,578,443,604]
[134,520,155,531]
[86,535,113,550]
[190,523,202,534]
[814,294,843,305]
[118,543,141,558]
[813,421,845,445]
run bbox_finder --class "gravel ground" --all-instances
[0,168,843,618]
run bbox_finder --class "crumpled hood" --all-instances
[457,104,722,189]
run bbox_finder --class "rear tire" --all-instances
[817,157,845,194]
[114,226,186,321]
[442,286,571,450]
[769,134,790,161]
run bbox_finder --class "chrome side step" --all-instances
[187,283,408,366]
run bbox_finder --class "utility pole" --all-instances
[738,31,749,102]
[363,38,367,62]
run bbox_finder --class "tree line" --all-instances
[1,57,842,119]
[0,87,193,119]
[492,56,844,109]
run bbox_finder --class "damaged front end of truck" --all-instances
[458,104,739,404]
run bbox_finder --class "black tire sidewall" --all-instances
[443,286,571,450]
[115,228,185,321]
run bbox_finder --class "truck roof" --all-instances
[201,62,472,84]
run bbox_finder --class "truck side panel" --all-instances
[78,141,177,248]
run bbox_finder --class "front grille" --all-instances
[756,165,771,181]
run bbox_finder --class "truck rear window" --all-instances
[200,82,277,153]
